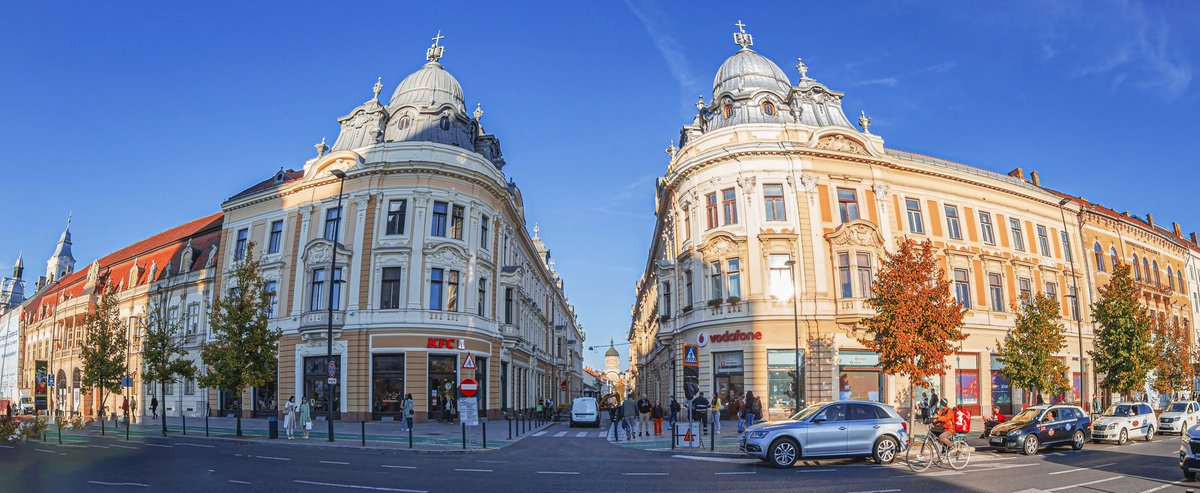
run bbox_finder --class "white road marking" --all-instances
[254,455,290,461]
[1137,480,1185,493]
[35,449,55,454]
[228,480,251,485]
[536,471,580,475]
[531,431,547,436]
[321,461,350,465]
[575,432,588,437]
[797,469,838,473]
[670,454,759,464]
[714,471,755,475]
[143,443,173,448]
[845,490,901,493]
[382,465,416,469]
[110,444,137,450]
[88,445,110,449]
[1047,462,1116,475]
[1046,476,1124,492]
[87,481,150,487]
[554,431,567,437]
[454,468,492,473]
[622,472,668,476]
[0,445,12,449]
[177,443,215,448]
[292,480,426,492]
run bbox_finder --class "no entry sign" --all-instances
[460,378,478,397]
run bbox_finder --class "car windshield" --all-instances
[1169,403,1190,413]
[790,404,826,421]
[1102,404,1135,417]
[1008,408,1042,424]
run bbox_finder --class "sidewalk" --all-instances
[56,414,554,452]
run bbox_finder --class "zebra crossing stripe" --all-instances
[554,432,567,437]
[531,431,547,437]
[576,432,588,438]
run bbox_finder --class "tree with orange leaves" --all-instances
[860,239,966,430]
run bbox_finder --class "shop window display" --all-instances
[767,350,802,416]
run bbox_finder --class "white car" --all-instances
[1159,401,1200,435]
[1092,402,1156,444]
[569,397,600,428]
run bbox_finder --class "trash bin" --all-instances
[268,416,278,439]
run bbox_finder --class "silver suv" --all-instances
[740,400,910,468]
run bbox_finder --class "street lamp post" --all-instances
[1058,198,1088,412]
[325,168,347,442]
[786,260,801,414]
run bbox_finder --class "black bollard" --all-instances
[710,419,714,451]
[205,413,209,437]
[101,418,105,437]
[126,417,130,441]
[462,422,467,450]
[670,419,675,450]
[182,414,187,436]
[508,415,512,440]
[483,422,487,449]
[408,424,413,449]
[361,420,366,447]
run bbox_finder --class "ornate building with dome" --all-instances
[218,34,585,421]
[627,23,1198,419]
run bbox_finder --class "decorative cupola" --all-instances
[330,77,388,151]
[45,215,76,283]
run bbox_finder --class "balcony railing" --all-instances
[297,310,345,340]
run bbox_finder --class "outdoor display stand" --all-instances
[675,421,700,448]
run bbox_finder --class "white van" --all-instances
[570,397,600,428]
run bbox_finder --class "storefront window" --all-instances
[372,354,405,419]
[252,378,277,418]
[428,355,458,420]
[713,351,744,419]
[838,351,881,402]
[991,355,1012,415]
[304,355,340,418]
[954,353,980,414]
[768,350,803,415]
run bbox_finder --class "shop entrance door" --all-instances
[714,374,744,419]
[428,355,457,420]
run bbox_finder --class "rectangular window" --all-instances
[1009,218,1025,251]
[431,201,448,237]
[768,350,802,412]
[477,277,487,317]
[380,267,402,310]
[446,270,460,311]
[988,273,1004,312]
[235,228,248,261]
[764,184,786,221]
[660,282,672,315]
[1037,225,1050,256]
[450,204,465,240]
[187,304,200,335]
[310,269,326,311]
[721,188,738,225]
[386,199,407,235]
[905,198,924,234]
[1060,231,1072,261]
[1068,286,1080,321]
[184,377,195,396]
[682,208,692,240]
[265,280,278,317]
[324,207,342,241]
[1045,281,1058,302]
[504,287,514,324]
[953,269,971,308]
[979,212,995,246]
[856,253,873,299]
[429,268,444,310]
[944,205,962,240]
[838,188,860,223]
[709,261,723,301]
[1018,277,1032,303]
[705,193,718,229]
[267,220,283,254]
[685,269,695,306]
[769,254,792,300]
[838,253,852,298]
[330,268,343,310]
[726,259,741,299]
[480,215,490,249]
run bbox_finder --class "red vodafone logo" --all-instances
[697,332,708,347]
[460,378,478,397]
[708,330,763,343]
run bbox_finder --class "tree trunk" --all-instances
[908,381,915,439]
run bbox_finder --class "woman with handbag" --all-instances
[299,398,312,440]
[282,396,297,440]
[403,394,414,432]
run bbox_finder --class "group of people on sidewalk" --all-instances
[606,391,765,440]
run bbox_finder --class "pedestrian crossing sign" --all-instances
[682,344,699,367]
[462,353,477,370]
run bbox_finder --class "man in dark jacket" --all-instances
[636,396,652,438]
[669,397,681,423]
[692,392,710,433]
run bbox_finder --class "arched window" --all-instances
[1109,247,1118,270]
[761,101,776,116]
[1143,258,1150,281]
[1153,261,1161,286]
[1169,266,1176,291]
[1093,243,1105,272]
[1178,270,1186,293]
[1132,254,1141,280]
[722,104,734,119]
[439,115,450,130]
[397,114,412,130]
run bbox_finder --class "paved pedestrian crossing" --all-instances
[527,429,614,438]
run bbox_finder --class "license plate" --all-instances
[989,438,1004,446]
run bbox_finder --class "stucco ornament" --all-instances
[424,245,466,270]
[798,174,819,194]
[305,241,349,266]
[814,134,867,155]
[825,220,885,248]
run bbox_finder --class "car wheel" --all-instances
[1022,435,1039,455]
[767,438,800,469]
[1071,430,1084,451]
[1146,426,1154,441]
[872,436,899,464]
[1117,428,1128,445]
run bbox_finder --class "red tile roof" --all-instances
[226,169,304,203]
[1046,189,1199,253]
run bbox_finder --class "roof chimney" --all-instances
[1174,222,1183,238]
[1191,232,1198,245]
[1029,171,1040,187]
[1147,213,1155,228]
[1008,167,1025,180]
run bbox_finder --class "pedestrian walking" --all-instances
[691,392,710,433]
[403,394,414,432]
[283,396,297,439]
[299,397,312,440]
[608,402,621,439]
[444,395,456,424]
[711,393,722,435]
[918,391,929,423]
[651,401,664,436]
[150,396,159,419]
[669,396,680,423]
[621,397,637,440]
[740,391,760,432]
[636,395,651,438]
[927,389,939,421]
[536,400,544,421]
[130,397,138,424]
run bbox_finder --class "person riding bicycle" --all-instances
[932,398,955,453]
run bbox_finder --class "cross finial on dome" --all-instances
[733,20,753,50]
[372,77,383,101]
[426,30,445,63]
[473,103,484,121]
[665,140,677,157]
[796,57,809,80]
[533,223,541,238]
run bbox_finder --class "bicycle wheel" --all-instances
[906,438,935,472]
[947,439,971,470]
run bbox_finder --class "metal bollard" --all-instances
[508,415,513,440]
[206,414,209,437]
[408,424,413,449]
[361,421,366,447]
[182,414,187,436]
[483,422,487,449]
[462,422,467,450]
[710,419,714,451]
[101,418,105,437]
[670,419,675,449]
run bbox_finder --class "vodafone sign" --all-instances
[700,329,763,344]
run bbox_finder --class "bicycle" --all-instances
[906,431,972,472]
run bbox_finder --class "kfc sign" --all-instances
[427,338,457,349]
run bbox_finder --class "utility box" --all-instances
[267,416,278,439]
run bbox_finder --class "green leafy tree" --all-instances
[141,295,196,436]
[1151,315,1193,395]
[860,239,966,430]
[80,275,128,424]
[1090,262,1154,397]
[199,243,279,436]
[996,293,1070,403]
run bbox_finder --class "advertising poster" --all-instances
[957,373,979,405]
[34,360,48,411]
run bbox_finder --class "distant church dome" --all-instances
[712,48,792,99]
[605,345,619,358]
[389,60,466,113]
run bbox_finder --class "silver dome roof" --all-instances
[389,61,466,112]
[712,49,792,99]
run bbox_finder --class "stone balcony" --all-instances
[834,298,875,324]
[297,310,345,341]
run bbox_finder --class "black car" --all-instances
[987,405,1092,455]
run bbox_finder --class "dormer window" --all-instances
[439,115,450,130]
[761,101,776,116]
[397,114,412,131]
[722,104,734,119]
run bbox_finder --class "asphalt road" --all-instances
[0,422,1190,492]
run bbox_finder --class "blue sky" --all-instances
[1,1,1197,371]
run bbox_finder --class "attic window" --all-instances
[397,114,411,130]
[722,104,734,119]
[439,115,450,130]
[761,101,776,116]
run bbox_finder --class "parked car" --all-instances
[1093,402,1156,444]
[1159,401,1200,435]
[569,397,600,428]
[1179,423,1200,479]
[740,400,909,468]
[987,405,1091,455]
